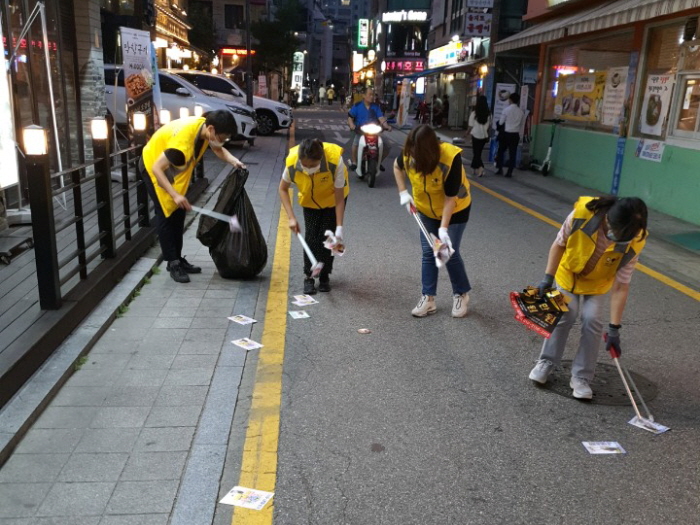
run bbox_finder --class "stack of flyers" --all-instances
[292,294,318,307]
[219,486,274,510]
[510,286,570,338]
[228,314,257,325]
[232,338,264,350]
[289,311,310,319]
[582,441,626,454]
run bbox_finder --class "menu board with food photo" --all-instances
[120,27,156,135]
[640,74,675,137]
[555,72,606,123]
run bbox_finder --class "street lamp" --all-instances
[90,118,109,141]
[194,105,204,117]
[22,124,48,156]
[91,118,116,259]
[132,112,147,146]
[479,64,489,76]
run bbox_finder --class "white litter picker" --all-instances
[191,206,241,233]
[296,233,324,277]
[606,336,669,435]
[406,203,454,268]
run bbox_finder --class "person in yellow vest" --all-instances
[528,196,648,399]
[139,110,246,283]
[393,124,472,318]
[279,138,349,294]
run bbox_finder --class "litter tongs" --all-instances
[406,203,454,268]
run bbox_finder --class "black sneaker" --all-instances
[167,260,190,283]
[179,256,201,274]
[303,277,317,295]
[318,276,331,292]
[379,164,386,172]
[349,163,357,171]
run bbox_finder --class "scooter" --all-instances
[356,123,385,188]
[530,118,564,177]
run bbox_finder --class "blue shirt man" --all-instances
[347,87,391,170]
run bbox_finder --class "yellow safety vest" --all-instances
[556,196,646,295]
[286,142,349,209]
[142,116,208,217]
[404,142,471,219]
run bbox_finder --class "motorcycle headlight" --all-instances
[360,123,383,135]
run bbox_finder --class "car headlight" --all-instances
[276,106,289,115]
[227,105,256,118]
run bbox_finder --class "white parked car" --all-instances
[104,65,257,142]
[171,70,293,136]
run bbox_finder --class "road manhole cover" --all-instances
[535,360,658,405]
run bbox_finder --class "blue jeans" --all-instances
[418,213,471,296]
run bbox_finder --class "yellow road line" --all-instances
[469,178,700,302]
[231,127,294,525]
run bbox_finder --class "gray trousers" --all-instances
[538,288,607,381]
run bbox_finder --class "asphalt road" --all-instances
[256,108,700,524]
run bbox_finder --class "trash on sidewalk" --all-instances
[228,314,257,325]
[292,294,318,306]
[582,441,626,454]
[231,338,264,350]
[357,328,372,334]
[509,286,569,338]
[289,310,310,319]
[219,486,274,510]
[196,168,268,279]
[323,230,345,256]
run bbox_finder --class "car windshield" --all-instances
[170,74,208,96]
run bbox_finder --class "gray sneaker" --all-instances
[529,359,554,384]
[411,295,436,317]
[570,377,593,399]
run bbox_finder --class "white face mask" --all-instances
[302,164,321,175]
[209,138,225,148]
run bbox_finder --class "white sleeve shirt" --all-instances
[499,103,524,133]
[281,163,346,188]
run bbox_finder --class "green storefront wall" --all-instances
[531,124,700,226]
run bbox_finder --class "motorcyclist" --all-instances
[347,87,391,173]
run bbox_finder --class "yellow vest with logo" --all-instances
[286,143,349,209]
[142,116,208,217]
[556,197,646,295]
[404,142,471,219]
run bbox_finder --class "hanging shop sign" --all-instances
[635,140,665,162]
[601,67,628,127]
[640,74,674,137]
[381,10,429,23]
[221,47,257,56]
[0,27,18,190]
[291,52,304,96]
[358,19,369,48]
[383,59,425,74]
[554,72,606,122]
[464,13,492,38]
[428,41,462,69]
[121,27,157,134]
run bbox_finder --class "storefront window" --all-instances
[543,31,634,132]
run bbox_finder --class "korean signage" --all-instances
[464,13,492,38]
[554,72,606,122]
[640,74,674,137]
[221,47,257,56]
[635,140,665,162]
[0,27,18,190]
[358,19,369,48]
[381,10,428,23]
[383,60,425,74]
[291,51,304,95]
[120,27,157,134]
[428,41,462,69]
[601,67,628,127]
[467,0,494,8]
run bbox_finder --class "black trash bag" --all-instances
[196,168,268,278]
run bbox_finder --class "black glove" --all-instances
[536,274,555,298]
[605,324,622,358]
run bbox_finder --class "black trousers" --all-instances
[470,136,489,170]
[302,204,343,279]
[139,164,186,263]
[496,132,519,175]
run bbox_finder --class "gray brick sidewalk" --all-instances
[0,133,288,525]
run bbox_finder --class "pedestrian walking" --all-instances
[318,85,326,104]
[139,110,246,283]
[495,93,524,178]
[279,138,349,294]
[393,124,473,318]
[327,86,335,106]
[528,196,648,399]
[338,86,347,111]
[466,95,492,177]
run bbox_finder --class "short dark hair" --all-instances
[298,138,324,161]
[403,124,440,175]
[203,110,237,136]
[509,93,519,104]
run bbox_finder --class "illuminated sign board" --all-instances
[358,19,369,48]
[381,10,429,23]
[428,41,462,68]
[383,59,425,73]
[221,47,257,56]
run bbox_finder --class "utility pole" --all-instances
[245,0,254,107]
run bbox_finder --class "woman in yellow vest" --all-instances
[139,110,246,283]
[393,124,472,318]
[528,196,648,399]
[279,138,348,294]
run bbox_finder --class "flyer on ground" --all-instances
[293,295,318,305]
[510,286,569,338]
[228,314,257,325]
[582,442,626,454]
[219,486,274,510]
[628,416,670,435]
[231,338,264,350]
[289,311,310,319]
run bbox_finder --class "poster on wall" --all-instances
[0,27,19,190]
[555,72,606,122]
[120,27,156,134]
[397,79,412,128]
[601,67,628,127]
[257,75,268,97]
[640,74,675,137]
[493,83,516,129]
[635,139,665,162]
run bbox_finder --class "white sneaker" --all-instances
[411,295,436,317]
[529,359,554,384]
[451,293,469,317]
[570,377,593,399]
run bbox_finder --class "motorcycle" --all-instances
[356,123,384,188]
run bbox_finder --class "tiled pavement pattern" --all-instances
[0,134,288,525]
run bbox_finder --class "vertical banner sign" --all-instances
[150,42,162,127]
[358,19,369,48]
[0,27,19,190]
[398,79,412,128]
[610,51,638,196]
[493,83,516,128]
[640,74,675,137]
[120,27,156,135]
[601,67,628,127]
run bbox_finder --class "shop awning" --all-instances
[411,65,449,78]
[495,0,700,53]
